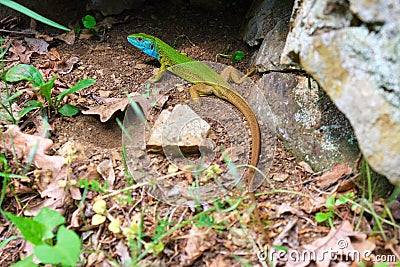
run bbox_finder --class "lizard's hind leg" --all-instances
[189,84,215,105]
[220,66,255,84]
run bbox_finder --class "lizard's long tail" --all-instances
[216,86,261,190]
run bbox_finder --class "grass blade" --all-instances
[0,0,70,31]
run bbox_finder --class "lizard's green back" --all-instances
[153,36,232,89]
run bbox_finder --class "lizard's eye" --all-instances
[149,44,154,50]
[137,37,143,42]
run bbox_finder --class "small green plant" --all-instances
[0,0,69,31]
[195,213,225,231]
[5,64,95,117]
[76,15,97,36]
[4,207,81,266]
[315,192,356,228]
[217,45,245,64]
[82,15,97,30]
[79,178,109,194]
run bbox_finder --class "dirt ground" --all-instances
[1,0,398,266]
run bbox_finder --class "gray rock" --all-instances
[254,18,296,71]
[147,104,212,155]
[241,0,294,46]
[281,0,400,184]
[348,0,400,23]
[259,72,359,171]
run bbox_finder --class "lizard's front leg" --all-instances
[150,64,167,82]
[220,66,255,85]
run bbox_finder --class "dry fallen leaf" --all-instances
[82,93,150,122]
[275,203,300,217]
[97,159,115,189]
[70,207,82,228]
[1,126,68,216]
[116,240,131,263]
[317,163,352,189]
[46,47,61,60]
[273,172,290,182]
[298,161,314,173]
[55,29,76,45]
[209,255,229,267]
[9,40,33,64]
[181,225,216,266]
[300,195,329,214]
[24,37,49,55]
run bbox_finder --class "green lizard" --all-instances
[127,33,266,239]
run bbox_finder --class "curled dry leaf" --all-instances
[55,29,76,45]
[9,39,32,64]
[317,163,352,189]
[82,93,150,122]
[2,126,65,174]
[301,195,329,214]
[1,126,68,215]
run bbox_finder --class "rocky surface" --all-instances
[281,0,400,184]
[259,72,359,171]
[248,0,360,172]
[241,0,294,46]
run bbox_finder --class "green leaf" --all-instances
[4,212,46,245]
[58,104,79,117]
[34,226,81,267]
[325,195,335,210]
[145,241,164,256]
[10,254,37,267]
[315,212,329,223]
[82,15,96,29]
[0,0,70,31]
[335,195,348,206]
[5,64,44,87]
[231,50,245,64]
[33,207,65,240]
[6,91,22,102]
[18,100,44,118]
[39,74,58,106]
[0,113,13,122]
[56,78,96,101]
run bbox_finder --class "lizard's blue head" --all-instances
[127,33,160,60]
